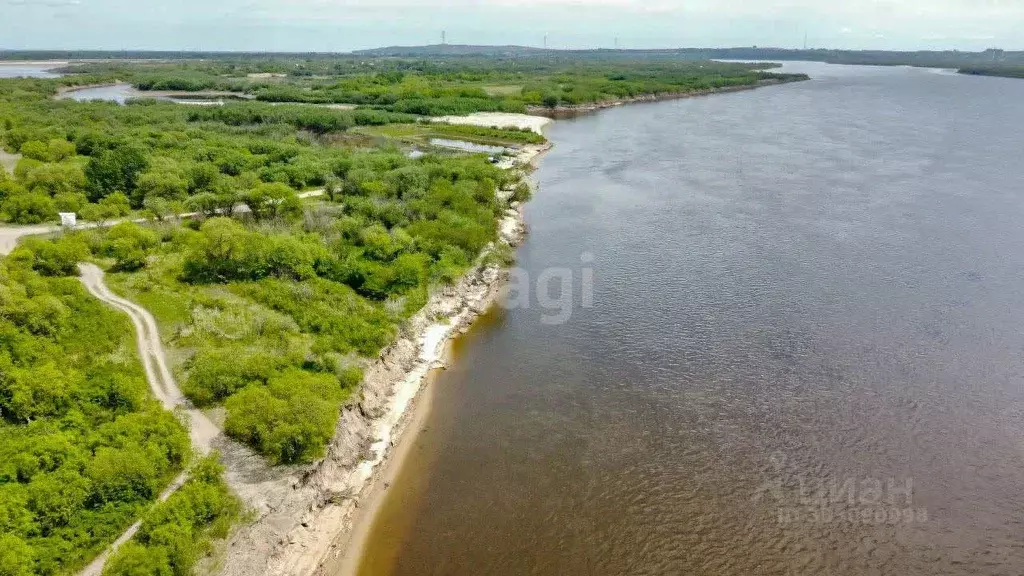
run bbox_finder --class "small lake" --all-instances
[58,83,140,104]
[428,138,509,155]
[0,62,64,79]
[56,84,233,106]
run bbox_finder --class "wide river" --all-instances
[355,62,1024,575]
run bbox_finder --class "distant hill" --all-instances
[2,46,1023,75]
[352,44,548,57]
[350,44,1024,65]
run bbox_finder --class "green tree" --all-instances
[102,222,159,272]
[23,162,87,197]
[10,236,88,277]
[143,196,184,221]
[86,446,161,505]
[133,160,189,207]
[0,363,75,422]
[224,369,343,464]
[0,534,34,576]
[27,470,90,532]
[85,145,149,202]
[241,183,297,220]
[18,140,49,162]
[98,192,133,218]
[54,191,89,213]
[1,192,57,224]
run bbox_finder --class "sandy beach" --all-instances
[432,111,553,134]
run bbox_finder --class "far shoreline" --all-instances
[527,76,806,118]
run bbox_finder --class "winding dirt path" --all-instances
[0,190,328,575]
[77,263,220,576]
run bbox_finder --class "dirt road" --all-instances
[0,193,329,575]
[78,263,220,450]
[0,187,326,256]
[77,263,221,576]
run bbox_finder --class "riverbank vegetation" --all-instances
[1,69,525,459]
[0,250,191,575]
[51,57,804,114]
[98,144,513,464]
[959,65,1024,79]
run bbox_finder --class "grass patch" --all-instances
[482,84,524,96]
[356,122,545,147]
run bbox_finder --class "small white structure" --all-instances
[59,212,77,228]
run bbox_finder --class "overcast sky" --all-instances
[1,0,1021,52]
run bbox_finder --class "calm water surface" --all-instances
[0,63,63,78]
[357,62,1024,575]
[58,83,139,104]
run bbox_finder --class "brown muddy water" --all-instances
[354,62,1024,575]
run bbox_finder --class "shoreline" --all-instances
[320,143,550,576]
[526,77,803,118]
[213,141,550,576]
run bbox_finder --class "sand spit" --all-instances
[432,111,553,135]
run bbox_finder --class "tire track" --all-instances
[77,263,220,576]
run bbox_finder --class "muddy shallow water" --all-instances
[355,62,1024,575]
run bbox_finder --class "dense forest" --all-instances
[0,244,198,575]
[50,57,803,114]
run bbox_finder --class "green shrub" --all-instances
[224,370,345,464]
[183,347,291,407]
[1,191,57,224]
[103,455,240,576]
[101,222,159,272]
[10,235,88,277]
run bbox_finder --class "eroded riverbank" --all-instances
[213,138,550,576]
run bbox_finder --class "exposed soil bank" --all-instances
[0,149,21,173]
[527,77,804,118]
